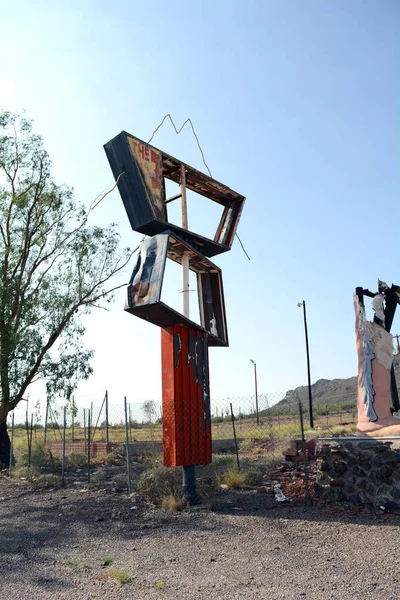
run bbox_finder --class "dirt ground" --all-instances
[0,475,399,600]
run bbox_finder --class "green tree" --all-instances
[141,400,157,424]
[0,111,132,465]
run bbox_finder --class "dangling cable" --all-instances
[148,114,212,178]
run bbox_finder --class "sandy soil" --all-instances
[0,475,399,600]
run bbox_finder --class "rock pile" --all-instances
[315,438,400,512]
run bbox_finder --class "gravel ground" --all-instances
[0,476,399,600]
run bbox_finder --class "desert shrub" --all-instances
[212,454,235,468]
[241,452,282,474]
[111,473,128,491]
[96,453,119,465]
[65,453,87,469]
[140,450,163,467]
[12,465,39,481]
[161,494,184,512]
[65,557,92,569]
[32,474,61,489]
[99,568,131,584]
[138,465,182,503]
[222,467,247,489]
[238,439,254,452]
[197,478,219,510]
[243,469,264,486]
[90,470,109,486]
[17,443,56,469]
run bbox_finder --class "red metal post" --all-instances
[161,325,211,467]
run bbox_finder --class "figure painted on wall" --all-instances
[355,280,400,436]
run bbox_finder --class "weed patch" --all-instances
[65,557,92,569]
[32,474,61,489]
[222,468,247,489]
[99,568,132,584]
[161,494,183,512]
[139,465,182,504]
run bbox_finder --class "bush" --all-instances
[111,473,128,491]
[212,454,235,468]
[138,465,182,503]
[12,466,39,481]
[161,494,184,512]
[32,474,61,489]
[96,453,119,465]
[90,470,109,486]
[197,478,219,510]
[17,442,55,469]
[243,469,264,486]
[65,453,87,469]
[222,467,247,489]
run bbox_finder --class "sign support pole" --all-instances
[180,164,198,505]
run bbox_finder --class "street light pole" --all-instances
[250,359,259,424]
[297,301,314,429]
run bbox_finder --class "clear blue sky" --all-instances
[1,0,399,418]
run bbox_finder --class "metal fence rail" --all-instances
[7,390,362,459]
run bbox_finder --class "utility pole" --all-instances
[297,301,314,429]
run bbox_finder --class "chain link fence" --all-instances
[7,390,359,462]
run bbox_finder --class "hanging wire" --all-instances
[148,113,212,178]
[149,113,250,261]
[89,114,250,261]
[90,171,125,211]
[235,232,251,261]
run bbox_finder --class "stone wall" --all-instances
[315,438,400,512]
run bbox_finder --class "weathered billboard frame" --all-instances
[104,131,245,257]
[125,231,228,347]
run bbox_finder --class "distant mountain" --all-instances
[274,354,400,411]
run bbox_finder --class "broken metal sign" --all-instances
[104,131,245,466]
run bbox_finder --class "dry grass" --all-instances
[154,580,168,590]
[222,468,247,489]
[161,494,184,512]
[65,557,92,569]
[99,568,132,585]
[138,465,182,504]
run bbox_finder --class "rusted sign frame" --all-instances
[104,131,245,257]
[125,231,228,347]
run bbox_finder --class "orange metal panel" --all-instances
[161,327,176,465]
[161,325,211,467]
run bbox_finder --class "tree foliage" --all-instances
[0,110,132,424]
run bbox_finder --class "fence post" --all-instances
[83,408,86,454]
[9,413,14,477]
[230,403,240,472]
[44,397,49,443]
[26,404,29,461]
[62,406,66,487]
[87,409,91,484]
[71,396,75,443]
[105,390,109,444]
[28,413,33,467]
[124,397,132,493]
[129,404,133,442]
